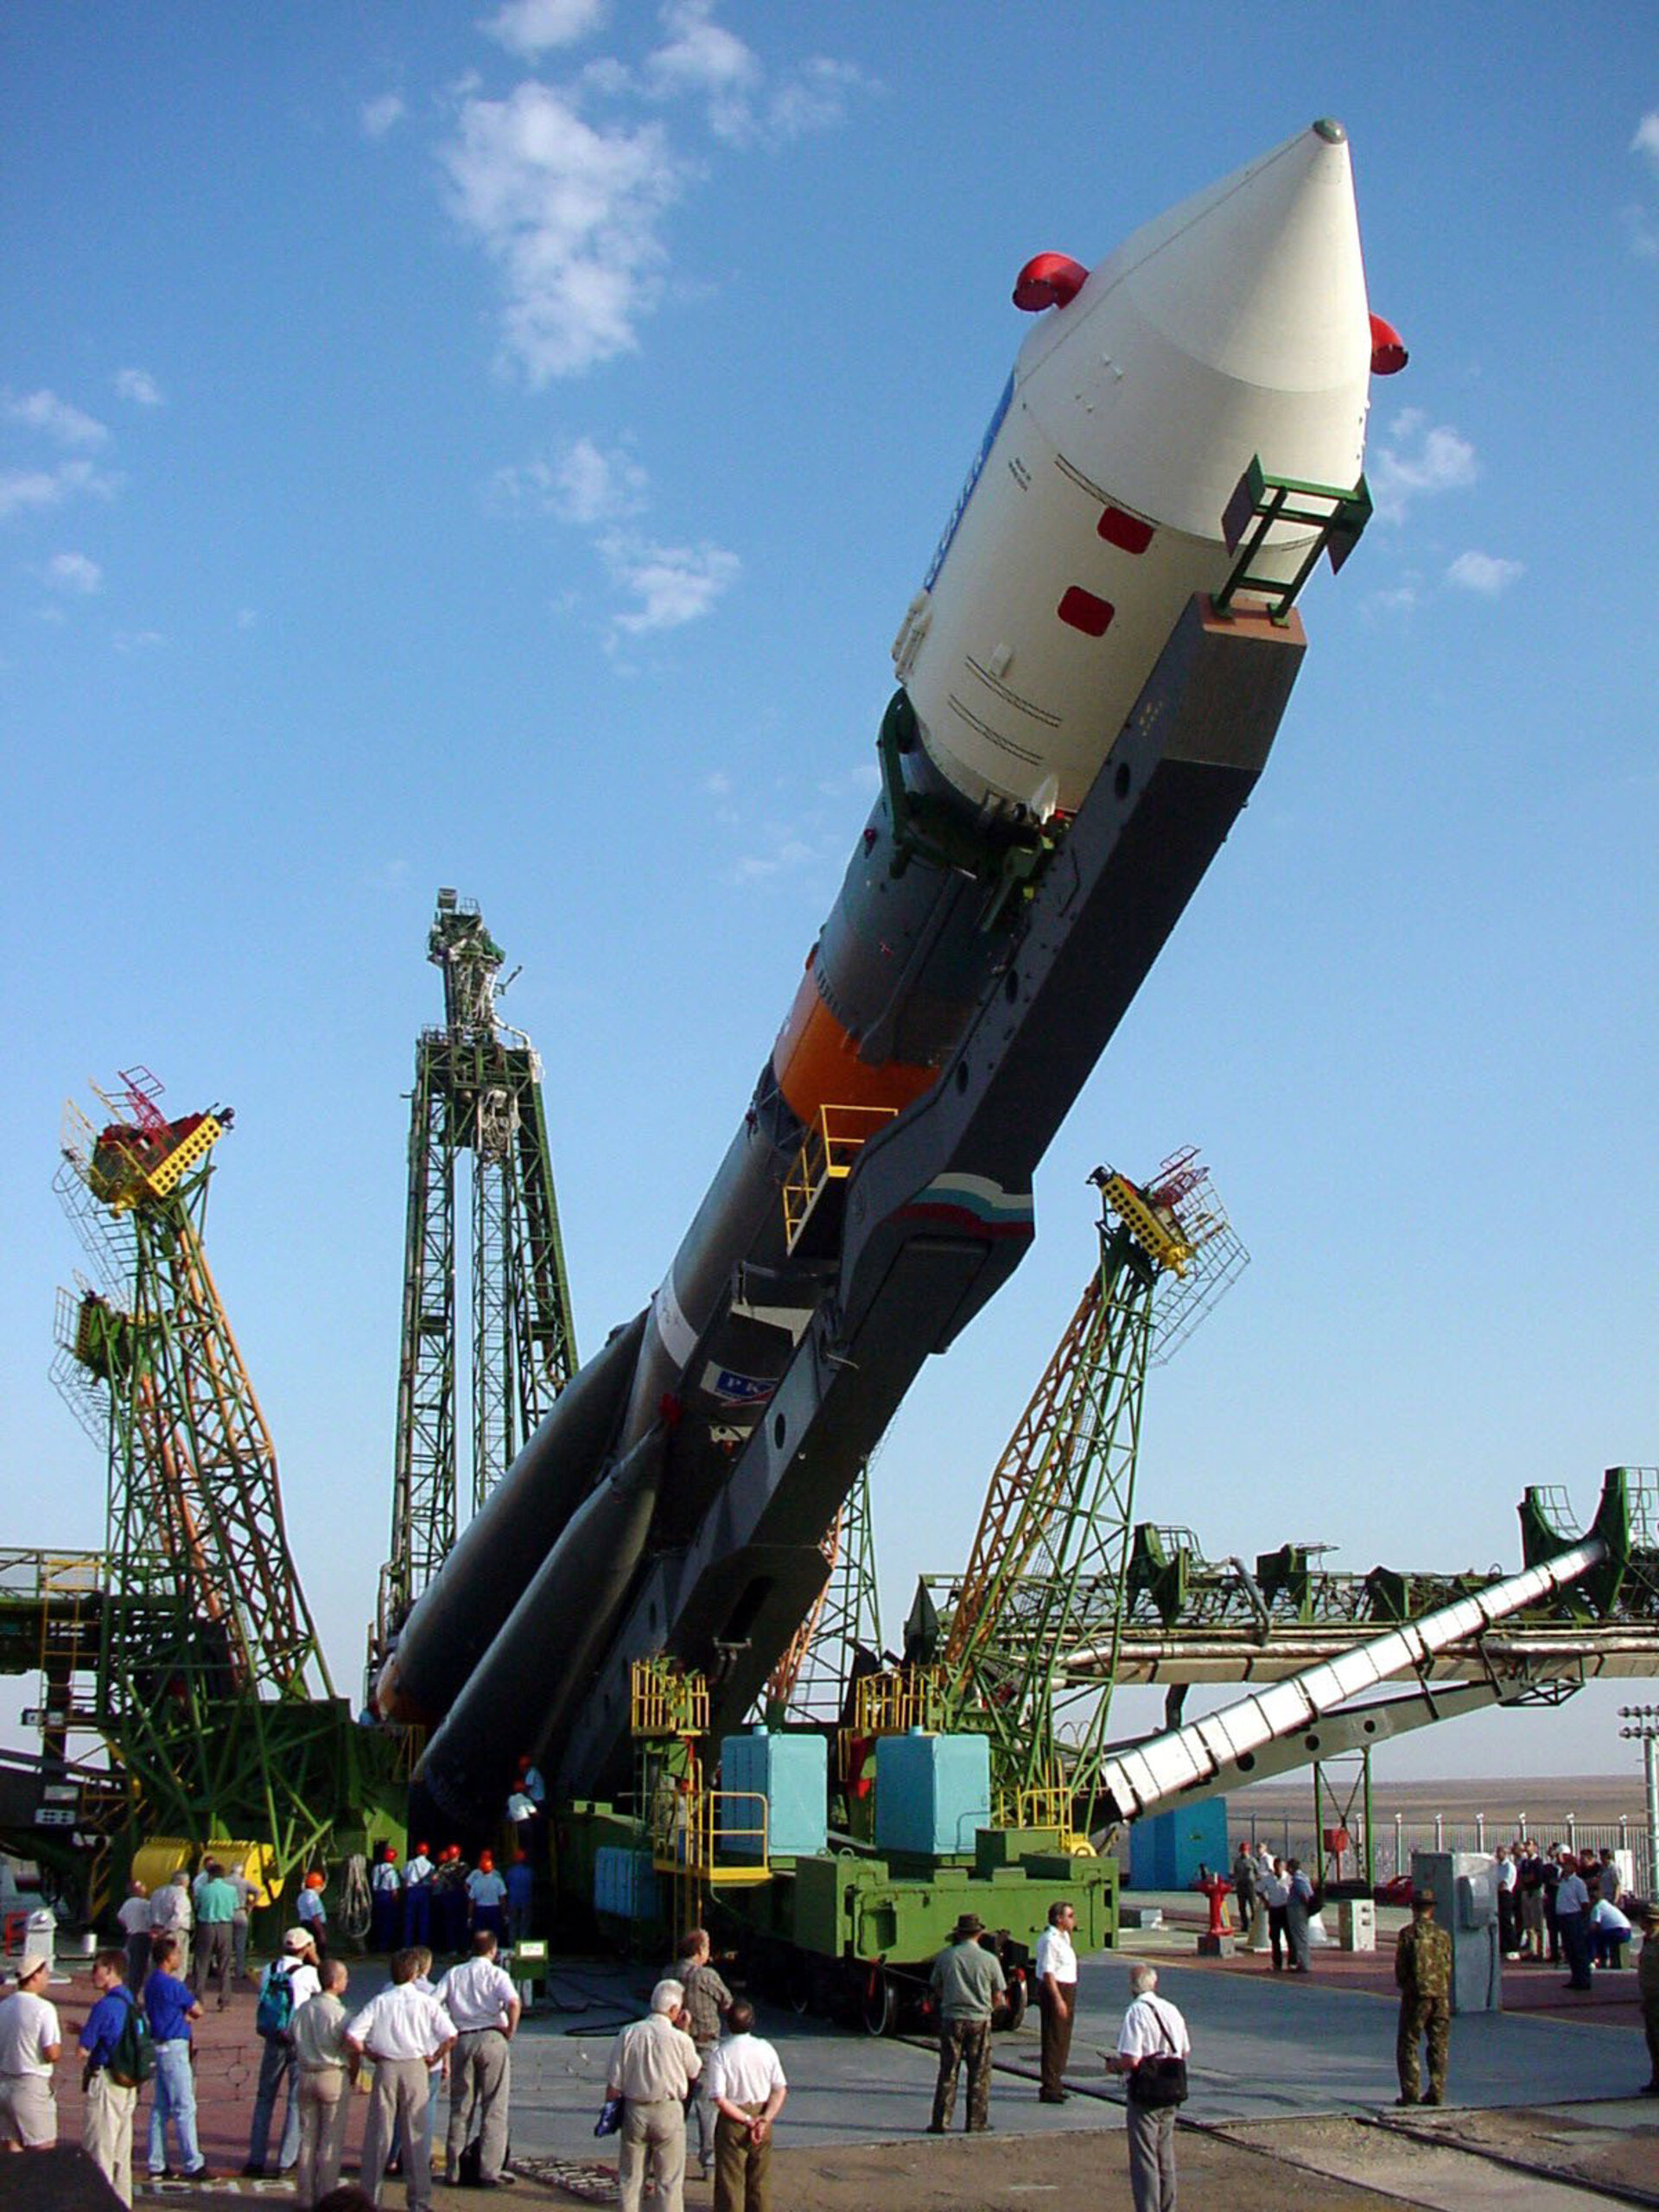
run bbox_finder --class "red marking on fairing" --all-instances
[1097,507,1154,555]
[1058,586,1115,637]
[1013,252,1088,312]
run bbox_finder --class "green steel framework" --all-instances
[372,893,578,1680]
[49,1074,363,1881]
[922,1159,1246,1831]
[765,1459,884,1727]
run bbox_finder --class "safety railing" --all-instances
[782,1105,897,1253]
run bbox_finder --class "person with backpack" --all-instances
[79,1946,149,2205]
[1107,1961,1191,2212]
[245,1927,321,2177]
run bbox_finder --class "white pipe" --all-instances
[1099,1538,1605,1821]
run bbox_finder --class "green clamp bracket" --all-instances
[1214,457,1373,625]
[876,691,1058,931]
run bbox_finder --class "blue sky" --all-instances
[3,3,1655,1790]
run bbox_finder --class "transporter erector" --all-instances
[378,121,1402,1821]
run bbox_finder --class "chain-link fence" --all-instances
[1239,1809,1656,1894]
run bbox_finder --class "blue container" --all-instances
[719,1727,827,1860]
[594,1846,659,1921]
[1127,1797,1229,1890]
[874,1732,991,1858]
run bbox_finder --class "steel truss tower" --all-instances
[372,892,578,1679]
[53,1070,347,1872]
[763,1459,883,1726]
[927,1154,1245,1833]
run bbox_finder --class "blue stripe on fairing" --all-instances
[923,372,1015,593]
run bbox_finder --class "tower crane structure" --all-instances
[762,1459,883,1727]
[371,892,579,1686]
[914,1154,1246,1833]
[41,1069,365,1885]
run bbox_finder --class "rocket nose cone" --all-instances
[1120,122,1370,393]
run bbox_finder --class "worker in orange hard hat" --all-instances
[467,1849,507,1943]
[371,1842,403,1953]
[296,1868,328,1958]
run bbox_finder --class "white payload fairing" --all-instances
[378,122,1403,1818]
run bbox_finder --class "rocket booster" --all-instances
[380,123,1396,1812]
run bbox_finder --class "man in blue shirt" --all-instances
[143,1936,216,2182]
[79,1948,139,2205]
[505,1852,535,1947]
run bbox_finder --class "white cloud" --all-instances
[493,435,649,523]
[236,607,257,630]
[112,628,166,652]
[1623,203,1659,259]
[1365,580,1419,617]
[482,0,605,56]
[1633,111,1659,168]
[6,388,109,447]
[601,531,739,634]
[361,92,407,139]
[442,83,684,379]
[113,367,164,408]
[44,551,102,594]
[766,57,873,142]
[0,458,118,523]
[1370,408,1477,524]
[645,0,761,141]
[1446,550,1524,596]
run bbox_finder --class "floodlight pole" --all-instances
[1619,1704,1659,1891]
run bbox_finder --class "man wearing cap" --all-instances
[927,1913,1006,2134]
[245,1925,322,2176]
[1638,1903,1659,2094]
[117,1881,152,1994]
[1394,1886,1452,2107]
[466,1852,507,1944]
[0,1952,61,2151]
[404,1843,435,1947]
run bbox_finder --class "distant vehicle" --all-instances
[1373,1873,1415,1906]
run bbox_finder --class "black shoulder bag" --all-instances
[1127,2003,1188,2108]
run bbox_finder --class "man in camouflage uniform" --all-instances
[1395,1886,1452,2106]
[928,1913,1006,2134]
[1638,1903,1659,2094]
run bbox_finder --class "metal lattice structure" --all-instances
[924,1156,1245,1829]
[763,1459,883,1726]
[372,892,578,1680]
[47,1071,352,1878]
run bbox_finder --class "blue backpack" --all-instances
[256,1961,296,2040]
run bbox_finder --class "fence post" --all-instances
[1567,1814,1575,1852]
[1395,1813,1403,1878]
[1476,1812,1485,1849]
[1434,1814,1444,1850]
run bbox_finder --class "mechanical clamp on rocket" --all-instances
[377,121,1404,1817]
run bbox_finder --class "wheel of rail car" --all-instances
[998,1973,1028,2032]
[860,1964,899,2037]
[785,1960,814,2015]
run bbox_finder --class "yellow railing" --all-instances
[630,1658,710,1738]
[648,1779,772,1885]
[853,1667,946,1738]
[782,1104,897,1250]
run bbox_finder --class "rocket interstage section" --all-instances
[383,121,1391,1820]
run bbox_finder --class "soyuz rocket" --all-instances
[378,121,1404,1817]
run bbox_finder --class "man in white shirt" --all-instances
[346,1948,456,2212]
[1033,1901,1079,2104]
[1493,1845,1520,1959]
[1558,1859,1593,1990]
[150,1871,194,1979]
[704,2000,785,2212]
[245,1928,322,2177]
[0,1954,61,2150]
[291,1957,355,2210]
[440,1932,520,2188]
[1108,1963,1191,2212]
[117,1882,153,1993]
[1259,1859,1292,1972]
[606,1979,700,2212]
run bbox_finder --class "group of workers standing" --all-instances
[367,1843,533,1958]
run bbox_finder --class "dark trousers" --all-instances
[1268,1905,1289,1968]
[191,1922,232,2002]
[713,2100,770,2212]
[404,1884,431,1945]
[1562,1910,1592,1989]
[1038,1988,1074,2097]
[1643,1997,1659,2084]
[1397,1995,1450,2101]
[931,2018,991,2132]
